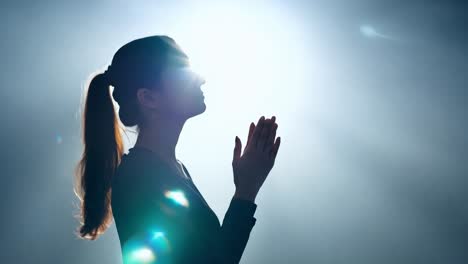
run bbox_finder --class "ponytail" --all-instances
[74,71,124,240]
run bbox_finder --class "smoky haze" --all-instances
[1,0,466,263]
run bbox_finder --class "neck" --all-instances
[134,115,186,163]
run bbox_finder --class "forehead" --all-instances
[161,66,198,81]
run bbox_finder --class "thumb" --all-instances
[233,136,241,163]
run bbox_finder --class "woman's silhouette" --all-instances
[74,35,281,263]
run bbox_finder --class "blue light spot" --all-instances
[152,231,165,240]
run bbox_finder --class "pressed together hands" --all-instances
[232,116,281,203]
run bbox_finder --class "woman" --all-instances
[74,35,281,263]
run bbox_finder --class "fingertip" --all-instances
[274,137,280,145]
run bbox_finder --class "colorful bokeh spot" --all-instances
[122,230,172,264]
[164,190,189,207]
[152,231,164,240]
[56,134,63,144]
[131,247,155,263]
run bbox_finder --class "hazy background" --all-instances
[1,0,467,263]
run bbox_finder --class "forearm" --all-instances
[218,196,258,263]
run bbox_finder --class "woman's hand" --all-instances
[232,116,281,202]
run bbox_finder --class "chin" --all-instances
[186,103,206,118]
[197,103,207,115]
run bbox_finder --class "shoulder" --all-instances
[112,149,167,198]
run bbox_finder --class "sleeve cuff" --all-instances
[225,198,257,227]
[230,198,257,217]
[222,197,258,232]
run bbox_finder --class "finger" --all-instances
[264,122,278,153]
[233,136,241,164]
[263,116,276,152]
[270,136,281,160]
[258,117,273,151]
[251,116,265,148]
[245,122,255,150]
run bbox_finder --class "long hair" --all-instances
[74,71,124,240]
[73,35,189,240]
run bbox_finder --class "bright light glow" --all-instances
[131,247,156,263]
[164,190,189,207]
[171,2,307,118]
[152,231,165,240]
[157,3,307,199]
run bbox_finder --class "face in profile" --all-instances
[138,66,206,120]
[161,66,206,118]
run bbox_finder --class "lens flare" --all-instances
[152,231,165,239]
[122,230,172,264]
[56,134,63,144]
[164,190,189,207]
[359,24,393,40]
[131,247,156,263]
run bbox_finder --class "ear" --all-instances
[136,88,161,109]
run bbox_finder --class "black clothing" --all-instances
[111,147,257,264]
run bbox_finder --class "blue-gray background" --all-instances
[1,0,467,263]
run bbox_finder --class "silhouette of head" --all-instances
[107,35,206,128]
[74,36,206,240]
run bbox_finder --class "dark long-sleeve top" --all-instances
[111,147,257,264]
